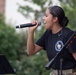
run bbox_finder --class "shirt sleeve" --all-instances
[68,31,76,53]
[35,30,48,50]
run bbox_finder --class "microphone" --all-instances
[16,22,41,28]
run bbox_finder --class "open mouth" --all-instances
[43,21,46,24]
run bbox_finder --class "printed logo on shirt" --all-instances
[55,40,64,51]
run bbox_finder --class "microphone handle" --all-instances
[16,23,36,28]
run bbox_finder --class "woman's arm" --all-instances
[27,21,43,55]
[27,30,43,55]
[72,52,76,60]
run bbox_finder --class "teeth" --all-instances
[44,22,46,24]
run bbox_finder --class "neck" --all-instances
[51,24,63,34]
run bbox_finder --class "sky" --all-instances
[5,0,30,26]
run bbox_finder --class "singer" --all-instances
[27,6,76,75]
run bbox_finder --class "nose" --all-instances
[43,16,45,21]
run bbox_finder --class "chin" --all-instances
[45,25,51,30]
[45,26,50,30]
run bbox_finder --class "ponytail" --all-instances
[61,16,69,27]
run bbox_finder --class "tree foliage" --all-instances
[18,0,52,20]
[0,14,20,59]
[0,14,20,75]
[59,0,76,30]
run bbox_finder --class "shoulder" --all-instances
[63,27,74,35]
[63,27,73,32]
[63,27,74,40]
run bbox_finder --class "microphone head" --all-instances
[38,22,41,26]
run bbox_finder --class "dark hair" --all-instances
[48,6,69,27]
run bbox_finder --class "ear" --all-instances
[53,17,58,23]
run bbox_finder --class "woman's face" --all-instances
[43,9,54,30]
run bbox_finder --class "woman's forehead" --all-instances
[45,9,50,14]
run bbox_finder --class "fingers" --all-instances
[28,20,39,32]
[32,20,38,26]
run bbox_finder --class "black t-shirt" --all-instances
[36,27,76,70]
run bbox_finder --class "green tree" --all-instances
[59,0,76,30]
[18,0,52,20]
[0,14,20,74]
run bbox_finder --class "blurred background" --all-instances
[0,0,76,75]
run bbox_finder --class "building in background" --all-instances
[0,0,5,15]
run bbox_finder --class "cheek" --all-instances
[45,18,53,29]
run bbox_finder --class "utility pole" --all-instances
[0,0,5,15]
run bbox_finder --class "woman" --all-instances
[27,6,76,75]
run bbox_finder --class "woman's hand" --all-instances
[28,20,39,33]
